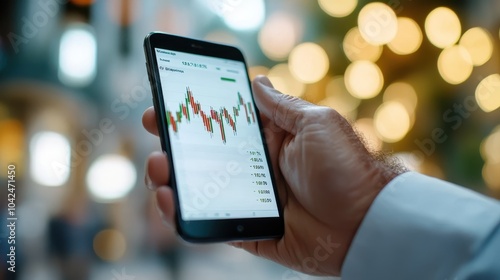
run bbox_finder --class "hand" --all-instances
[142,76,400,276]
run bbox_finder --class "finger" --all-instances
[252,75,313,134]
[142,106,159,136]
[146,151,170,189]
[155,186,175,228]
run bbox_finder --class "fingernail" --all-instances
[144,159,155,191]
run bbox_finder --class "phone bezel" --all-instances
[143,32,284,242]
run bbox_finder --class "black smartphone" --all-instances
[143,32,284,242]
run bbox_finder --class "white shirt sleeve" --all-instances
[341,172,500,280]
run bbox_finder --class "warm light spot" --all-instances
[259,13,299,61]
[480,126,500,164]
[374,101,411,143]
[383,82,418,113]
[425,7,461,48]
[71,0,94,6]
[0,120,24,174]
[388,17,423,55]
[30,132,71,187]
[437,45,473,85]
[248,66,269,81]
[289,43,330,84]
[87,154,137,202]
[475,74,500,113]
[268,64,305,97]
[358,2,398,45]
[343,27,383,62]
[345,60,384,99]
[394,152,423,172]
[318,0,358,18]
[459,27,494,66]
[93,229,127,261]
[483,162,500,191]
[319,76,361,117]
[354,118,383,151]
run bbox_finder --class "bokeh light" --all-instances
[437,45,473,85]
[358,2,398,45]
[289,43,329,84]
[30,132,71,187]
[93,229,127,261]
[86,154,137,202]
[58,24,97,87]
[319,76,361,118]
[354,118,383,151]
[345,60,384,99]
[343,27,383,62]
[425,7,461,48]
[318,0,358,18]
[0,119,24,172]
[483,162,500,191]
[268,63,305,97]
[387,17,423,55]
[259,13,299,61]
[374,101,411,143]
[459,27,494,66]
[383,82,418,113]
[248,66,269,80]
[475,74,500,113]
[70,0,94,6]
[220,0,265,31]
[480,126,500,164]
[383,82,418,127]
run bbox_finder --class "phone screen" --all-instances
[154,48,279,221]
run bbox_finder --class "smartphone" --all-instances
[143,32,284,242]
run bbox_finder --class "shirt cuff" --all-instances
[341,172,500,280]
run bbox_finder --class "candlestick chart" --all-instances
[165,87,257,143]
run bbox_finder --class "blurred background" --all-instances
[0,0,499,279]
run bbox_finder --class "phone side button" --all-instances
[145,62,152,82]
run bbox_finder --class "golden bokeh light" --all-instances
[319,76,361,117]
[475,74,500,113]
[93,229,127,261]
[248,66,269,80]
[345,60,384,99]
[343,27,383,62]
[459,27,494,66]
[358,2,398,45]
[318,0,358,18]
[354,118,383,151]
[437,45,473,85]
[383,82,418,112]
[425,7,461,48]
[268,63,305,97]
[387,17,423,55]
[374,101,411,143]
[0,119,24,172]
[289,43,330,84]
[480,126,500,164]
[258,13,299,61]
[483,161,500,191]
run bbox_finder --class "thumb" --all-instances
[252,75,313,134]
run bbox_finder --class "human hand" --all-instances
[143,76,401,276]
